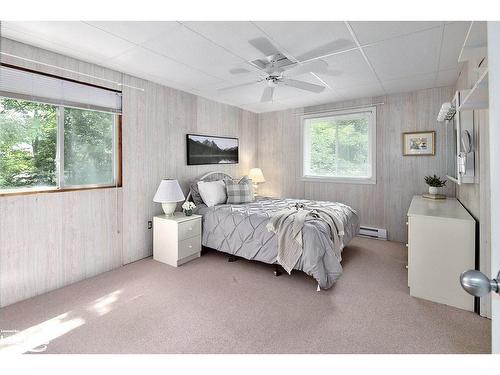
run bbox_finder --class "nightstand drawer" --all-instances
[178,218,201,241]
[178,235,201,259]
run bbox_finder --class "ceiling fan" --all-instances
[220,36,346,103]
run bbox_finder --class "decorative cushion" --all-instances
[225,176,254,204]
[197,180,227,207]
[189,180,204,206]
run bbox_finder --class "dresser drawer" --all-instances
[178,218,201,241]
[178,235,201,259]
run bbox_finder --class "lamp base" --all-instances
[161,202,177,216]
[253,183,259,198]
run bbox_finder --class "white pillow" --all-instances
[197,180,227,207]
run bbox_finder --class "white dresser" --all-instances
[407,196,475,311]
[153,213,202,267]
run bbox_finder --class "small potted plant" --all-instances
[424,175,446,195]
[182,201,196,216]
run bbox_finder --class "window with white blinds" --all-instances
[0,65,122,113]
[0,65,122,194]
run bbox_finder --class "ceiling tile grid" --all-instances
[0,21,472,113]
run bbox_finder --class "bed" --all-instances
[189,172,360,290]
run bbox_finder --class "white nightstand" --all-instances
[153,213,202,267]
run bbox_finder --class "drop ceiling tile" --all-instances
[335,83,385,101]
[1,21,134,62]
[465,21,487,47]
[435,68,459,87]
[364,27,442,81]
[280,95,322,108]
[350,21,444,45]
[253,21,355,61]
[142,25,245,81]
[439,22,470,70]
[0,24,93,63]
[181,21,270,61]
[382,72,437,95]
[85,21,180,45]
[240,101,291,113]
[105,46,222,89]
[316,49,378,89]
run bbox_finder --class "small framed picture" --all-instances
[403,131,435,156]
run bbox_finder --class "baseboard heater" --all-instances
[358,226,388,240]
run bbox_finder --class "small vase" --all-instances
[184,209,193,216]
[428,186,438,195]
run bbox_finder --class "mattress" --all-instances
[196,197,360,289]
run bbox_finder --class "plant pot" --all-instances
[184,209,193,216]
[428,186,439,195]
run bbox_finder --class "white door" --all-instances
[460,21,500,354]
[489,21,500,353]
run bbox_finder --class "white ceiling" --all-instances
[0,21,472,113]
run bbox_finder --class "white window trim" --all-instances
[300,106,377,185]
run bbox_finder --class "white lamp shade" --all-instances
[153,179,185,203]
[249,168,266,183]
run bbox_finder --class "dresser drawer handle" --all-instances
[188,227,193,231]
[188,245,192,248]
[406,222,408,225]
[405,243,409,248]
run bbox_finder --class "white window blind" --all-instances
[0,65,122,113]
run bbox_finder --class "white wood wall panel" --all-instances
[0,189,123,307]
[121,77,258,264]
[258,87,455,242]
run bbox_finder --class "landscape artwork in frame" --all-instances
[186,134,239,165]
[403,131,436,156]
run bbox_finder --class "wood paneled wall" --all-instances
[121,75,258,264]
[0,189,123,306]
[258,87,456,242]
[0,38,258,307]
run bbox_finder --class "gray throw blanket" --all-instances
[266,202,353,274]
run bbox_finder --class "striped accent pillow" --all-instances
[225,177,254,204]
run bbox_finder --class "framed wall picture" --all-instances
[186,134,239,165]
[403,131,435,156]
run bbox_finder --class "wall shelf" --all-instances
[458,68,489,110]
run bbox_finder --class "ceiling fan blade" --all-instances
[261,86,275,102]
[296,38,354,62]
[284,60,329,77]
[283,79,326,93]
[249,37,280,57]
[218,80,260,93]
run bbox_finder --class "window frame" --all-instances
[0,97,122,196]
[300,106,377,185]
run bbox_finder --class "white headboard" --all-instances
[185,171,234,202]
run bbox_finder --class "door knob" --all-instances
[460,270,500,297]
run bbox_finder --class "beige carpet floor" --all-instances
[0,237,491,354]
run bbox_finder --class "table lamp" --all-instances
[248,168,266,197]
[153,179,185,216]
